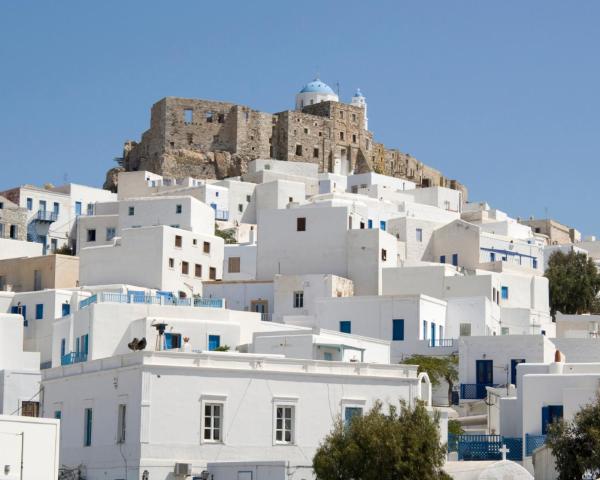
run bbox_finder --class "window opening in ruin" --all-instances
[313,148,319,158]
[339,111,344,119]
[352,113,357,121]
[304,128,308,134]
[318,132,322,137]
[295,145,303,156]
[184,109,193,124]
[187,133,193,145]
[218,113,225,123]
[205,111,214,123]
[339,132,344,141]
[352,134,357,143]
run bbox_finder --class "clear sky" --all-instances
[1,1,598,234]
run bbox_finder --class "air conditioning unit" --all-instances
[174,463,192,476]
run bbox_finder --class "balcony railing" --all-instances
[78,292,224,309]
[61,352,87,366]
[429,338,456,348]
[34,210,58,222]
[460,383,499,400]
[214,209,229,221]
[525,434,546,456]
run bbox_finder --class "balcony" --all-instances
[33,210,58,223]
[61,352,87,366]
[429,338,456,348]
[214,209,229,221]
[460,383,499,400]
[78,292,224,309]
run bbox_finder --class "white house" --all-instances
[42,350,432,480]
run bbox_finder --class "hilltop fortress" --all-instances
[107,78,466,198]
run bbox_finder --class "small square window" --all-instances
[209,267,216,280]
[339,131,344,141]
[381,249,387,261]
[203,403,223,442]
[416,228,423,242]
[168,258,175,268]
[192,239,197,246]
[128,206,135,216]
[106,227,116,241]
[297,217,306,232]
[246,195,251,202]
[175,235,182,248]
[238,204,243,213]
[275,405,295,444]
[203,241,210,254]
[295,144,303,156]
[501,286,509,300]
[176,204,182,214]
[228,257,241,273]
[293,291,304,308]
[195,264,202,277]
[339,321,351,334]
[87,229,96,242]
[313,148,319,158]
[181,261,189,275]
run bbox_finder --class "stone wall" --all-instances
[113,96,467,199]
[0,195,28,241]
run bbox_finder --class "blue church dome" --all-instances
[299,79,336,94]
[353,88,364,98]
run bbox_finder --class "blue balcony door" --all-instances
[62,303,71,316]
[476,359,493,385]
[208,335,221,351]
[39,200,47,213]
[511,359,525,386]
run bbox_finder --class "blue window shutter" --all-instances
[379,220,386,231]
[440,255,445,263]
[83,334,89,355]
[393,319,404,341]
[62,303,70,316]
[501,286,509,299]
[21,305,26,320]
[35,304,44,320]
[208,335,221,351]
[452,254,458,266]
[368,219,373,229]
[541,406,550,434]
[340,321,351,334]
[75,337,80,354]
[11,306,18,314]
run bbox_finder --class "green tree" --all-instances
[545,251,600,316]
[214,224,237,244]
[547,395,600,480]
[403,354,458,406]
[313,401,451,480]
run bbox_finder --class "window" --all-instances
[323,352,333,361]
[21,401,39,417]
[228,257,241,273]
[60,338,66,358]
[381,249,387,261]
[339,321,351,334]
[87,229,96,242]
[295,144,303,156]
[313,147,319,158]
[175,235,182,248]
[303,127,309,134]
[128,206,135,216]
[533,258,538,269]
[205,111,214,123]
[238,203,243,212]
[352,113,357,122]
[26,198,33,211]
[54,410,61,420]
[176,204,182,214]
[490,252,496,262]
[246,195,251,202]
[297,217,306,232]
[168,258,175,269]
[218,113,225,123]
[117,404,126,444]
[53,202,60,215]
[422,320,428,340]
[275,405,294,444]
[87,203,94,216]
[208,335,221,351]
[460,323,472,336]
[392,319,404,341]
[184,109,193,123]
[501,327,509,335]
[75,201,82,216]
[368,219,373,229]
[510,359,526,386]
[501,286,509,300]
[339,131,344,141]
[440,255,446,264]
[452,253,458,266]
[209,267,216,280]
[192,238,197,246]
[293,291,304,308]
[84,408,93,446]
[352,134,357,143]
[195,264,202,277]
[380,220,386,231]
[416,228,423,242]
[203,403,223,442]
[339,111,344,119]
[344,407,363,426]
[181,261,189,275]
[106,227,116,241]
[203,241,210,253]
[35,304,43,320]
[50,238,57,252]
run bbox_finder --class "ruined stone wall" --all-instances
[115,96,467,199]
[0,195,27,240]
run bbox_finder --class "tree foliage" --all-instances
[313,401,451,480]
[547,395,600,480]
[214,224,237,244]
[403,354,458,406]
[545,251,600,316]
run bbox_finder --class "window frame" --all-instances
[293,291,304,309]
[201,400,225,444]
[117,403,127,444]
[272,399,298,445]
[83,407,93,447]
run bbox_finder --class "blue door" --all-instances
[476,360,493,384]
[452,253,458,266]
[62,303,71,316]
[542,405,563,434]
[208,335,221,351]
[164,333,181,349]
[511,359,525,386]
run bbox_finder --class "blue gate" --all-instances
[458,435,502,461]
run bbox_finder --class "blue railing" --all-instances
[429,338,456,347]
[79,292,223,309]
[452,434,523,461]
[35,210,58,222]
[525,434,546,456]
[79,294,98,309]
[61,352,87,366]
[460,383,499,400]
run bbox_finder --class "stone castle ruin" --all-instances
[107,79,466,197]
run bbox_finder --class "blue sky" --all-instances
[1,1,598,234]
